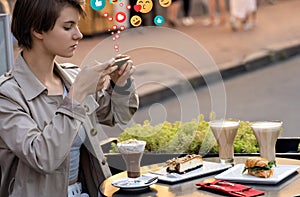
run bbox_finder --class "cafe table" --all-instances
[99,157,300,197]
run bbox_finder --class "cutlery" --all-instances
[216,181,235,186]
[231,187,252,196]
[148,170,168,176]
[113,179,139,186]
[144,176,158,184]
[114,176,158,186]
[209,184,251,196]
[202,178,234,186]
[209,184,225,189]
[231,191,247,196]
[148,170,180,178]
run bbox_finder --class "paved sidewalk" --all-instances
[55,0,300,107]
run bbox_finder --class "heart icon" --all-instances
[118,14,124,21]
[134,5,141,12]
[115,12,126,23]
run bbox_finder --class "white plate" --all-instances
[147,161,232,183]
[111,175,158,191]
[215,164,300,184]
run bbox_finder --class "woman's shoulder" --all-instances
[0,71,22,97]
[0,71,14,87]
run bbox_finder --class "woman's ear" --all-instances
[32,30,44,40]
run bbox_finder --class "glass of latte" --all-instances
[251,121,282,162]
[210,120,240,164]
[117,139,146,178]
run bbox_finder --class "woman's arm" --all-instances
[95,77,139,126]
[0,92,86,174]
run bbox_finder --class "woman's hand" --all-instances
[68,59,118,104]
[110,56,135,87]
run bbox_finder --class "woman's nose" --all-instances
[73,26,83,40]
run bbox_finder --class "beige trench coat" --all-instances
[0,54,139,197]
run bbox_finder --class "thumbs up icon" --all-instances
[95,0,102,7]
[91,0,105,10]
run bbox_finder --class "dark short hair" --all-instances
[11,0,86,49]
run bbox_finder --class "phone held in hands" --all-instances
[114,56,130,67]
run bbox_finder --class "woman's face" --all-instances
[41,6,83,58]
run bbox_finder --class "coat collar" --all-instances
[12,53,73,101]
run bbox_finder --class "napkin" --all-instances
[196,180,264,197]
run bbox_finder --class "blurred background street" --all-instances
[132,55,300,138]
[62,0,300,139]
[56,0,300,71]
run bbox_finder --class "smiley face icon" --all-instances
[159,0,172,8]
[136,0,153,13]
[110,0,119,4]
[130,15,142,27]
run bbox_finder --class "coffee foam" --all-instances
[117,139,146,153]
[210,120,239,128]
[251,121,282,129]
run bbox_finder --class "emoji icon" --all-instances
[120,25,126,31]
[133,4,141,12]
[130,15,142,27]
[91,0,105,11]
[103,12,108,17]
[112,25,118,30]
[110,0,119,4]
[114,44,119,52]
[154,15,164,26]
[159,0,172,7]
[115,12,126,23]
[136,0,153,13]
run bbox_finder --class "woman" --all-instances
[229,0,257,31]
[202,0,227,26]
[167,0,180,27]
[0,0,139,196]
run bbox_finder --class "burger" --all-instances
[243,157,276,178]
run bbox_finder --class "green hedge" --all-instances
[110,114,259,154]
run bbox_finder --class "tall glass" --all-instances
[210,120,240,164]
[117,139,146,178]
[251,121,282,162]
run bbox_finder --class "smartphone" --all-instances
[114,56,130,67]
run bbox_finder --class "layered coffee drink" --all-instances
[117,139,146,178]
[251,121,282,162]
[210,120,240,164]
[121,152,144,178]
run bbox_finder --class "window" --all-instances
[0,14,13,75]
